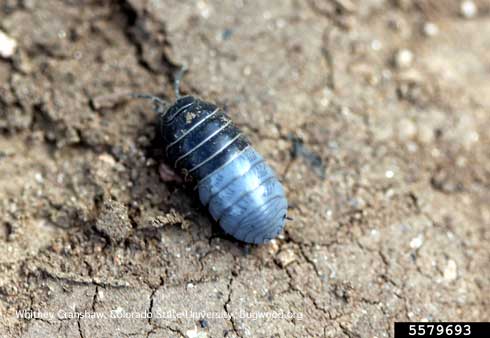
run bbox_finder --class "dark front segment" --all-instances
[159,96,217,145]
[160,96,250,183]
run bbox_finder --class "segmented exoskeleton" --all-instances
[133,69,288,243]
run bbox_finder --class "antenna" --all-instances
[173,65,188,98]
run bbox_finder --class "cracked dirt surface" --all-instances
[0,0,489,337]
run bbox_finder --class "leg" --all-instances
[159,162,183,183]
[130,93,168,115]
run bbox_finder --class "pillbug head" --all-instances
[160,95,196,125]
[158,96,220,146]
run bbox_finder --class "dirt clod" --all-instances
[95,200,132,243]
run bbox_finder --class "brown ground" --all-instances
[0,0,489,337]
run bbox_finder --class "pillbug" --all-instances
[133,68,288,244]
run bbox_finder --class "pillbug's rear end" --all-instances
[159,95,288,243]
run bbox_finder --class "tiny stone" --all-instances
[423,22,439,37]
[409,234,424,249]
[34,172,44,183]
[398,118,417,140]
[460,1,477,19]
[371,39,382,51]
[199,318,209,328]
[443,259,458,282]
[185,329,207,338]
[406,142,418,152]
[243,66,252,76]
[267,239,280,255]
[275,249,297,267]
[98,153,116,166]
[464,131,479,145]
[385,170,395,179]
[197,0,211,18]
[0,30,17,58]
[394,49,414,69]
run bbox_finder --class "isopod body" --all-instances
[158,95,288,244]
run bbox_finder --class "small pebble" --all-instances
[199,319,209,328]
[186,329,207,338]
[409,234,424,249]
[460,1,477,19]
[394,49,414,69]
[385,170,395,179]
[398,118,417,140]
[97,289,105,300]
[371,39,382,51]
[34,172,44,183]
[267,239,280,255]
[275,249,297,267]
[98,153,117,166]
[423,22,439,37]
[0,30,17,58]
[443,259,458,282]
[197,0,211,18]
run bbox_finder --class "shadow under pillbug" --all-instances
[133,68,288,244]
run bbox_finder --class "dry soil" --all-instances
[0,0,489,337]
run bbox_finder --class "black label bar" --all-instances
[395,322,490,338]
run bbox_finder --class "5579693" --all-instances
[408,324,471,336]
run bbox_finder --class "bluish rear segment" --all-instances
[160,96,288,244]
[197,147,288,244]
